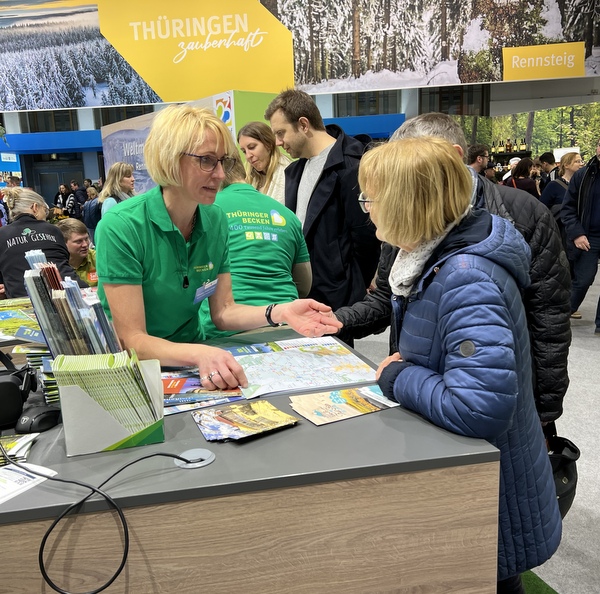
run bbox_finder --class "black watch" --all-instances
[265,303,283,327]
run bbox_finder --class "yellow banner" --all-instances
[98,0,294,102]
[502,42,585,81]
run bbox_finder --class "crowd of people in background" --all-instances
[470,139,600,330]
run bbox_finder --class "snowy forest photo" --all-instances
[260,0,600,92]
[0,6,160,111]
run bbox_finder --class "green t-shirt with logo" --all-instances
[200,183,309,340]
[96,185,230,344]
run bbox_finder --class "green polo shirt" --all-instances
[200,183,309,339]
[96,185,230,344]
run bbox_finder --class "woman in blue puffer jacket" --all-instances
[361,137,561,594]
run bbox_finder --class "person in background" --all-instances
[466,143,490,174]
[540,152,584,285]
[83,178,93,190]
[364,137,561,594]
[0,188,83,298]
[539,152,559,191]
[507,158,540,197]
[531,158,544,183]
[502,156,521,183]
[98,162,135,216]
[56,218,97,287]
[0,190,8,226]
[561,139,600,332]
[66,180,87,220]
[265,89,380,310]
[540,152,584,212]
[483,162,498,183]
[95,104,341,390]
[334,113,571,425]
[93,177,104,193]
[83,186,100,243]
[6,176,21,188]
[237,121,292,204]
[199,153,311,339]
[53,183,70,211]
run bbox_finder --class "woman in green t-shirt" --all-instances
[96,104,340,391]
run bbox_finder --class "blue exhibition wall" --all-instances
[4,130,103,155]
[323,113,406,139]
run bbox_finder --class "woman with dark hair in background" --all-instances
[508,157,540,197]
[98,161,135,216]
[53,183,70,216]
[237,121,291,204]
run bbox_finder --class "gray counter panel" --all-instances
[1,390,498,525]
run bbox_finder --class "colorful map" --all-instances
[228,337,376,398]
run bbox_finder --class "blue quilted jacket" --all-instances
[387,210,561,580]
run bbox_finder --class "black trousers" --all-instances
[497,574,525,594]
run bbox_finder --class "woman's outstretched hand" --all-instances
[274,300,343,337]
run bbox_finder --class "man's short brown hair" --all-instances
[265,89,326,131]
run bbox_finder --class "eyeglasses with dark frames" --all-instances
[183,152,236,174]
[357,192,375,213]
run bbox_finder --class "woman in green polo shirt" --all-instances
[95,104,341,391]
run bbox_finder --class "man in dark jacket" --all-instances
[561,143,600,333]
[265,90,380,310]
[67,180,87,220]
[336,113,571,424]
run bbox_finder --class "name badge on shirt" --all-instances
[194,279,218,304]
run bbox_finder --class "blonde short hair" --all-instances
[358,137,472,245]
[144,104,236,188]
[56,217,88,240]
[2,187,48,218]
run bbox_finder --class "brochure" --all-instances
[0,463,57,505]
[191,400,299,441]
[0,434,40,467]
[289,385,399,426]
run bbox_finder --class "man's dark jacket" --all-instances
[0,214,83,298]
[285,124,380,310]
[561,155,599,241]
[336,175,572,422]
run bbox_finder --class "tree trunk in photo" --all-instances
[569,107,576,146]
[526,111,535,149]
[367,37,372,71]
[308,0,316,82]
[321,43,327,81]
[471,115,479,145]
[584,3,593,57]
[441,0,449,61]
[383,0,390,70]
[259,0,280,20]
[352,0,361,78]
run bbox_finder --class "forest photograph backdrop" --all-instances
[0,5,160,111]
[261,0,599,93]
[457,100,600,160]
